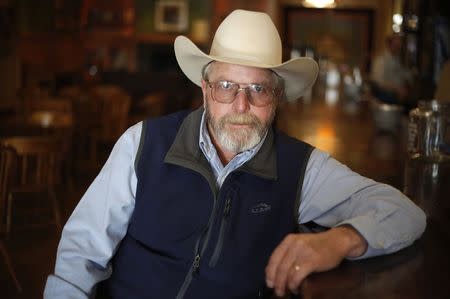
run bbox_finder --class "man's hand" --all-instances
[265,225,368,297]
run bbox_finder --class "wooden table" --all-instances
[0,112,73,138]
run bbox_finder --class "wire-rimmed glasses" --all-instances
[205,80,276,107]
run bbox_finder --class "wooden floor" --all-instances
[1,87,409,298]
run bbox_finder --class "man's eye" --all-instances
[218,81,233,89]
[250,84,265,93]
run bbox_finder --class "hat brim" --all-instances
[174,36,319,101]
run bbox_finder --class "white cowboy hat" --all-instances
[174,9,319,101]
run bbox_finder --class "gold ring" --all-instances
[294,265,300,271]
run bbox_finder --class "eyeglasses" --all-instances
[205,80,276,107]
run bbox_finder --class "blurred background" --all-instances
[1,0,449,297]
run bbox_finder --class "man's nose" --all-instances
[233,89,251,112]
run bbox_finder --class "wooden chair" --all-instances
[26,109,75,190]
[92,90,131,144]
[95,93,131,164]
[128,92,167,126]
[74,87,131,168]
[70,90,105,174]
[0,136,65,236]
[0,145,22,292]
[140,92,167,118]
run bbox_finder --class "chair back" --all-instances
[0,137,65,189]
[0,146,16,231]
[0,146,22,292]
[70,85,130,168]
[89,87,131,142]
[101,92,131,142]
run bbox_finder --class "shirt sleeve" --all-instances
[43,122,142,298]
[299,148,426,259]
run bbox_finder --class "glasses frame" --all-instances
[205,80,277,107]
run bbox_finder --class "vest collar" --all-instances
[164,107,278,181]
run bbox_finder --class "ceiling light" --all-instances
[393,14,403,25]
[303,0,336,8]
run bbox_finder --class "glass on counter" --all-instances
[407,100,450,162]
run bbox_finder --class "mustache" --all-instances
[221,113,259,125]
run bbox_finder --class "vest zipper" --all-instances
[209,197,232,267]
[192,254,201,272]
[175,241,202,299]
[175,185,219,299]
[174,172,237,298]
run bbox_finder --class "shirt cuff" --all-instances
[44,275,89,299]
[336,216,408,260]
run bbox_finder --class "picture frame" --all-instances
[155,1,188,32]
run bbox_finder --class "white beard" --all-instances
[205,102,275,153]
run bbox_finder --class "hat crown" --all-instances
[209,10,282,66]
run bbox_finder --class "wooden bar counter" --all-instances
[275,97,450,299]
[291,219,450,299]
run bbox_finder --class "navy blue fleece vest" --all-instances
[102,109,313,299]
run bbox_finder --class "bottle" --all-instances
[407,100,450,162]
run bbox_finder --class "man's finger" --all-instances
[272,242,300,297]
[265,234,295,288]
[287,262,312,294]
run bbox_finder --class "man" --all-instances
[45,10,425,298]
[370,34,413,105]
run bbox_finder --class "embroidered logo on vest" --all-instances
[250,203,271,214]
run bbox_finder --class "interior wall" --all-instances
[279,0,394,58]
[136,0,211,36]
[284,8,373,73]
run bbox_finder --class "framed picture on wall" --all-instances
[155,0,188,32]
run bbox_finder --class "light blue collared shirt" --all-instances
[44,113,426,299]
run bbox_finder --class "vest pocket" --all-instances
[209,197,232,267]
